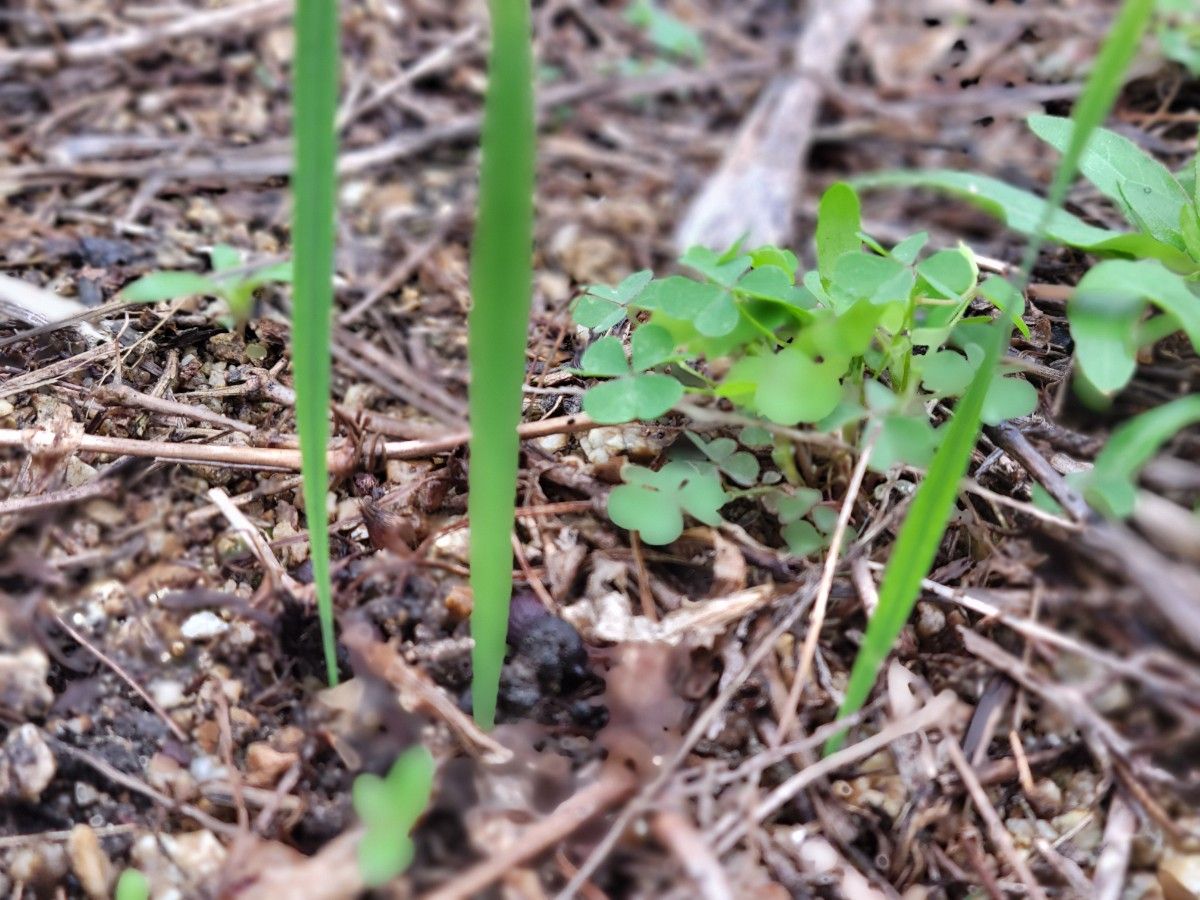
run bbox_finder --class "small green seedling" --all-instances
[115,869,150,900]
[352,746,435,887]
[625,0,705,63]
[120,245,292,330]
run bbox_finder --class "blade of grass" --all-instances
[826,0,1156,754]
[292,0,340,685]
[468,0,536,729]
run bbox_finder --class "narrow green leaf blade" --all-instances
[468,0,536,729]
[120,271,220,303]
[293,0,340,686]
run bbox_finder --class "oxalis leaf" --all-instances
[608,461,727,545]
[828,0,1157,754]
[572,269,653,330]
[685,431,760,486]
[579,331,684,423]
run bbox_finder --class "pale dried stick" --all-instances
[208,487,300,593]
[775,436,874,743]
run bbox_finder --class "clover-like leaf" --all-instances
[120,271,222,303]
[782,519,823,556]
[608,461,727,545]
[727,347,843,425]
[679,245,751,286]
[830,253,914,308]
[583,373,682,424]
[578,336,630,377]
[982,373,1037,425]
[572,269,653,330]
[889,231,929,265]
[869,414,940,472]
[630,323,676,371]
[920,349,974,396]
[749,245,799,278]
[685,432,760,486]
[764,487,821,523]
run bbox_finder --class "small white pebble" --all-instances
[180,611,228,641]
[150,680,186,710]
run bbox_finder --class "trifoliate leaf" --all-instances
[578,336,630,377]
[920,349,974,396]
[608,462,727,545]
[630,323,676,371]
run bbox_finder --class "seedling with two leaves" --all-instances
[351,746,435,886]
[120,245,292,331]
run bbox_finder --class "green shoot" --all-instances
[292,0,340,686]
[468,0,536,729]
[826,0,1157,753]
[352,747,435,886]
[119,246,292,330]
[115,869,150,900]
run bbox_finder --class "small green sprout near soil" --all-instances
[114,869,150,900]
[119,244,292,331]
[352,747,435,885]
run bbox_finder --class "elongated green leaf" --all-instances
[468,0,535,729]
[1074,394,1200,517]
[1070,259,1200,393]
[854,170,1196,271]
[1028,114,1189,247]
[816,182,862,281]
[120,271,220,303]
[293,0,340,686]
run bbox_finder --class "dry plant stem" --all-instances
[48,735,239,837]
[556,581,820,899]
[208,487,299,594]
[0,273,107,343]
[0,477,119,517]
[426,765,638,900]
[713,689,960,855]
[650,810,735,900]
[94,383,257,435]
[51,613,189,743]
[0,0,291,71]
[0,413,596,472]
[943,737,1048,900]
[342,627,511,763]
[775,437,874,744]
[675,0,874,249]
[1092,795,1136,900]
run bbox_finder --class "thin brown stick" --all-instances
[775,436,874,743]
[49,736,238,837]
[94,383,256,435]
[0,0,291,71]
[0,413,597,473]
[0,477,119,517]
[51,613,189,743]
[426,765,638,900]
[943,737,1048,900]
[713,690,960,855]
[650,810,734,900]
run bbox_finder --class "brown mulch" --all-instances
[1,1,1199,898]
